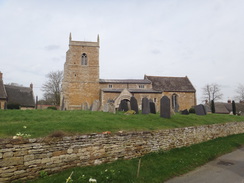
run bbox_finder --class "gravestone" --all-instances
[81,102,89,111]
[61,97,65,111]
[181,109,189,115]
[204,104,211,113]
[103,103,115,113]
[91,100,100,111]
[103,103,109,112]
[160,96,171,118]
[149,101,156,114]
[119,99,129,112]
[130,96,139,114]
[108,103,116,114]
[194,104,207,115]
[142,97,150,114]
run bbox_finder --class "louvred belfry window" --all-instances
[81,53,87,65]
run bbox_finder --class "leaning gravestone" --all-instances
[91,100,100,111]
[130,96,139,114]
[119,100,129,112]
[142,97,150,114]
[160,96,171,118]
[149,101,156,114]
[194,104,207,115]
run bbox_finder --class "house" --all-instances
[0,72,35,109]
[0,72,7,109]
[205,101,244,115]
[61,34,196,111]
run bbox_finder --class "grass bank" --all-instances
[0,110,244,138]
[23,133,244,183]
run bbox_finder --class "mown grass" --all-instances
[23,133,244,183]
[0,110,244,138]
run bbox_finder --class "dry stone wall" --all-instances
[1,122,244,182]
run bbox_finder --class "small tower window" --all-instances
[81,53,87,65]
[108,84,113,88]
[154,98,157,103]
[138,84,144,88]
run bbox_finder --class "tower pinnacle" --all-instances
[69,32,72,41]
[97,34,100,43]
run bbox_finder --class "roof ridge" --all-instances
[146,75,187,78]
[4,84,30,89]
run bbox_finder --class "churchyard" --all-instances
[1,109,244,139]
[1,104,244,183]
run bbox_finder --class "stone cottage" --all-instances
[0,72,35,109]
[61,34,196,111]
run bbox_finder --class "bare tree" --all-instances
[235,84,244,102]
[202,83,223,102]
[41,70,63,105]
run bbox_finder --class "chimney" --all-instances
[30,83,33,89]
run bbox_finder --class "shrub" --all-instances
[47,106,57,110]
[49,131,67,138]
[7,103,20,109]
[189,107,195,113]
[39,170,48,178]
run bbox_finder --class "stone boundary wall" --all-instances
[0,122,244,182]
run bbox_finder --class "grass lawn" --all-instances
[0,110,244,138]
[22,133,244,183]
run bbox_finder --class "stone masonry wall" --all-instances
[0,122,244,182]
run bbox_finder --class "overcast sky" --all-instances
[0,0,244,103]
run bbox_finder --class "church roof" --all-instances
[145,75,196,92]
[4,85,35,107]
[101,88,161,93]
[99,79,151,84]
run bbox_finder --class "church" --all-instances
[61,34,196,111]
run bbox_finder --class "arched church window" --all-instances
[172,94,178,110]
[81,53,87,65]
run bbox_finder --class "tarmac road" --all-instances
[165,146,244,183]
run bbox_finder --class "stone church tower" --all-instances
[61,34,100,110]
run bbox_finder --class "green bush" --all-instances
[189,107,195,113]
[47,106,57,110]
[7,103,20,109]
